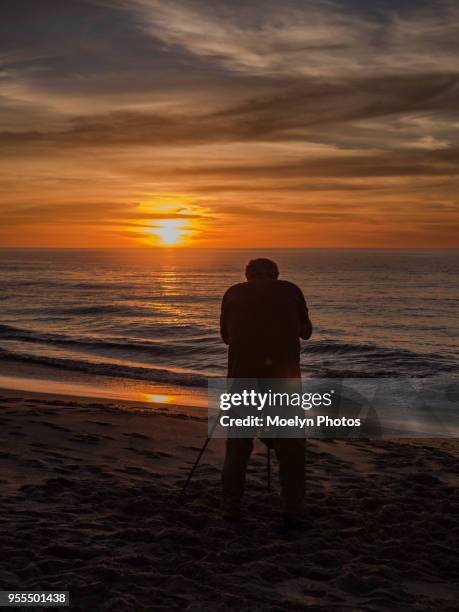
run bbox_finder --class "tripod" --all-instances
[178,412,272,501]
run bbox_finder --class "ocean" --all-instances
[0,249,457,406]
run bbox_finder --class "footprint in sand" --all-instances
[86,420,114,427]
[63,464,81,472]
[28,420,71,432]
[70,433,101,444]
[126,447,171,459]
[123,432,150,440]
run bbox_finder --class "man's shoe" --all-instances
[222,501,242,523]
[223,510,242,523]
[281,512,306,532]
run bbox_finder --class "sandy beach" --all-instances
[0,388,457,611]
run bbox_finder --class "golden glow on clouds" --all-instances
[0,1,458,247]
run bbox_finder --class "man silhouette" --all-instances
[220,258,312,527]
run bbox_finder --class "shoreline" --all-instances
[0,358,209,409]
[0,385,207,420]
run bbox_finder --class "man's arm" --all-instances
[297,287,312,340]
[300,311,312,340]
[220,292,230,345]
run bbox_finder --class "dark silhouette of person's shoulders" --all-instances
[223,279,303,301]
[222,281,246,298]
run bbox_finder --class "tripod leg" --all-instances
[177,409,222,502]
[267,446,271,493]
[178,436,211,502]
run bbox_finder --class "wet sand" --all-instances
[0,388,457,611]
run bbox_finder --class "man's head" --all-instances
[245,258,279,281]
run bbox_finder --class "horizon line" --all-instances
[1,246,458,251]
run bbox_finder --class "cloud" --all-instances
[1,1,457,159]
[0,72,457,154]
[0,199,211,238]
[405,135,450,150]
[173,147,459,179]
[125,0,459,78]
[1,0,458,247]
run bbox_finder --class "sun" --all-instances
[148,219,190,246]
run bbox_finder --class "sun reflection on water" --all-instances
[144,393,173,404]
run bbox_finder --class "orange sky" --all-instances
[1,1,458,248]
